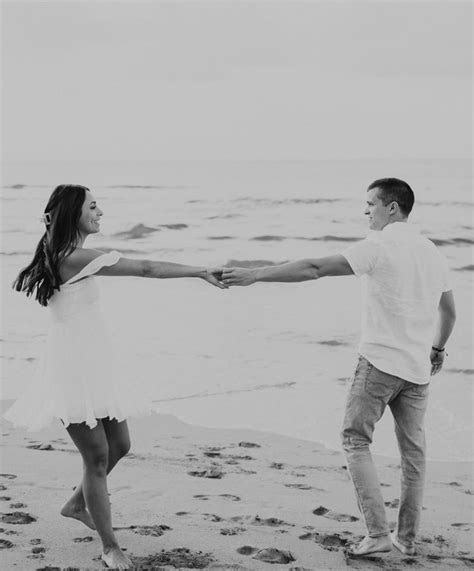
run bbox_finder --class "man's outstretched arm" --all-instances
[222,255,353,286]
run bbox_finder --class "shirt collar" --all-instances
[382,221,419,234]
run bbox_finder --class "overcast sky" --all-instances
[1,0,471,162]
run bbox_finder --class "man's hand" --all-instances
[430,348,445,376]
[202,268,228,289]
[222,267,256,287]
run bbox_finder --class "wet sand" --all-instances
[0,409,473,570]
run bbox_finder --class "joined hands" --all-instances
[202,267,256,288]
[222,267,256,287]
[203,268,228,289]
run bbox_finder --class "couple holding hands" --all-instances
[5,178,456,568]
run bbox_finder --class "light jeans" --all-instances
[341,355,429,547]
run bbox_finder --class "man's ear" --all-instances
[389,201,399,215]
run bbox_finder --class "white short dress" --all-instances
[4,251,153,431]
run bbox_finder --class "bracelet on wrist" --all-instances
[432,346,448,357]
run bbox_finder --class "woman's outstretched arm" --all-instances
[61,249,227,289]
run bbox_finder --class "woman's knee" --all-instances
[83,448,109,475]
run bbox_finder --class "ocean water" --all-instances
[1,159,472,461]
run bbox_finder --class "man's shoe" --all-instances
[390,531,415,556]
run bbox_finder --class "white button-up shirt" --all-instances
[342,222,451,384]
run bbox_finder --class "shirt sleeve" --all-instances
[341,236,381,276]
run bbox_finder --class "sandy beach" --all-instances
[1,406,472,570]
[1,159,472,570]
[2,0,472,566]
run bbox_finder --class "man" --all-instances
[222,178,456,557]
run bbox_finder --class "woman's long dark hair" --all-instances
[13,184,89,306]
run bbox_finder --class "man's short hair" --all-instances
[367,178,415,217]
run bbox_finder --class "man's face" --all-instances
[364,187,392,231]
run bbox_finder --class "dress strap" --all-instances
[64,251,121,285]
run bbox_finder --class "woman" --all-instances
[5,184,226,569]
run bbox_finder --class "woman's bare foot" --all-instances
[348,534,392,556]
[60,501,96,530]
[101,546,133,569]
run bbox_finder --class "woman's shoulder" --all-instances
[60,248,107,284]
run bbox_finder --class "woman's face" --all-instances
[77,190,103,236]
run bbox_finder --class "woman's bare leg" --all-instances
[61,419,130,530]
[65,420,132,569]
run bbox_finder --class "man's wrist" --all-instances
[431,346,445,353]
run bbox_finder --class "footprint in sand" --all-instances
[401,557,419,566]
[231,515,293,528]
[451,522,473,531]
[0,538,14,549]
[0,497,11,502]
[201,446,225,458]
[73,536,94,542]
[31,546,46,554]
[238,442,261,449]
[10,503,26,509]
[270,462,284,470]
[299,530,355,552]
[220,494,241,501]
[312,506,359,522]
[134,547,214,569]
[0,485,7,491]
[0,512,37,524]
[194,494,241,502]
[236,546,295,564]
[0,474,17,480]
[433,535,449,547]
[194,494,211,501]
[0,527,18,536]
[444,482,473,495]
[226,454,254,462]
[187,467,224,479]
[203,451,222,458]
[284,483,314,491]
[203,514,224,523]
[131,524,171,537]
[220,527,246,536]
[30,538,42,545]
[237,545,256,555]
[26,443,54,451]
